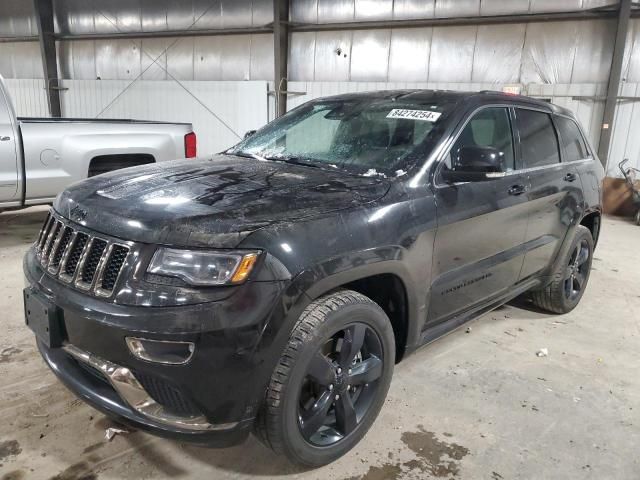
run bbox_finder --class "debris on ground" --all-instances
[466,327,472,333]
[536,348,549,357]
[105,427,129,441]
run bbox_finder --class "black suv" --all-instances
[24,90,603,466]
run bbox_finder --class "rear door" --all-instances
[515,108,584,280]
[429,106,529,326]
[0,86,19,203]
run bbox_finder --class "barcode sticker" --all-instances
[386,109,442,122]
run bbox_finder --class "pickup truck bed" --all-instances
[0,75,195,211]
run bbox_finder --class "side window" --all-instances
[555,116,589,162]
[445,107,515,172]
[515,109,561,168]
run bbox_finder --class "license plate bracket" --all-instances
[24,288,64,348]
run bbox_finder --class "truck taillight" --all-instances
[184,132,197,158]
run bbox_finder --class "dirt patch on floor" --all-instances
[49,461,97,480]
[344,427,469,479]
[0,347,23,364]
[0,440,22,462]
[401,425,470,477]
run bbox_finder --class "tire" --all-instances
[635,210,640,226]
[255,290,395,467]
[531,225,594,314]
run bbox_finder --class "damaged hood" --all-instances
[54,155,390,248]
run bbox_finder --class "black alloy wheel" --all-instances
[255,290,395,467]
[531,225,594,314]
[564,238,591,301]
[298,323,384,446]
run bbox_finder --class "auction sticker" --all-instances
[386,109,441,122]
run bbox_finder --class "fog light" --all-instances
[126,337,195,365]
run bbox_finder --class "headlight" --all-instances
[147,248,259,286]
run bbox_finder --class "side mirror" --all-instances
[244,130,257,139]
[442,145,506,182]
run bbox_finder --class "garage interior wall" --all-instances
[0,0,638,178]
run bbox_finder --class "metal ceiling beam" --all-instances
[598,0,632,169]
[32,0,61,117]
[274,0,289,118]
[290,8,639,32]
[0,35,39,43]
[54,26,274,41]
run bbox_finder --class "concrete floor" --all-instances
[0,206,638,480]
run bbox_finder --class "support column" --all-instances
[273,0,289,118]
[33,0,61,117]
[598,0,632,169]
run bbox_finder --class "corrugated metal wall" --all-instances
[0,0,639,173]
[57,35,274,81]
[288,20,616,83]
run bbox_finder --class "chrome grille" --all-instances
[35,211,130,298]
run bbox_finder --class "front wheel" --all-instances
[255,290,395,467]
[531,225,594,314]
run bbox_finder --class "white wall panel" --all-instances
[521,22,578,84]
[472,24,526,83]
[428,26,476,82]
[354,0,393,21]
[0,43,43,79]
[350,30,391,81]
[392,0,435,19]
[388,28,431,82]
[608,83,640,176]
[435,0,480,18]
[314,31,352,81]
[2,79,49,117]
[623,19,640,82]
[59,80,269,155]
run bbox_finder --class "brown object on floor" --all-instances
[603,176,640,216]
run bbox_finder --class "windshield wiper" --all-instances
[230,151,268,162]
[270,155,324,170]
[231,151,335,172]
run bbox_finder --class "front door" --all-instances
[0,87,19,203]
[428,107,530,326]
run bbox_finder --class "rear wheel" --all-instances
[531,225,594,314]
[255,290,395,467]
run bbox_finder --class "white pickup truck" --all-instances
[0,76,196,212]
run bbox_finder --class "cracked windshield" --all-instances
[229,97,457,177]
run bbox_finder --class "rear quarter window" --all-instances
[555,116,589,162]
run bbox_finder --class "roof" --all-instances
[309,89,575,118]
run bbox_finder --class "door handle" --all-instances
[508,184,526,196]
[564,172,577,182]
[0,136,10,141]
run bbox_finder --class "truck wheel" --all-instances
[531,225,594,314]
[255,290,395,467]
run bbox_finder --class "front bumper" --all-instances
[24,246,290,446]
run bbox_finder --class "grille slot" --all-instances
[34,211,130,298]
[63,233,88,279]
[49,226,73,271]
[79,239,108,286]
[43,220,62,261]
[100,245,129,292]
[36,212,52,251]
